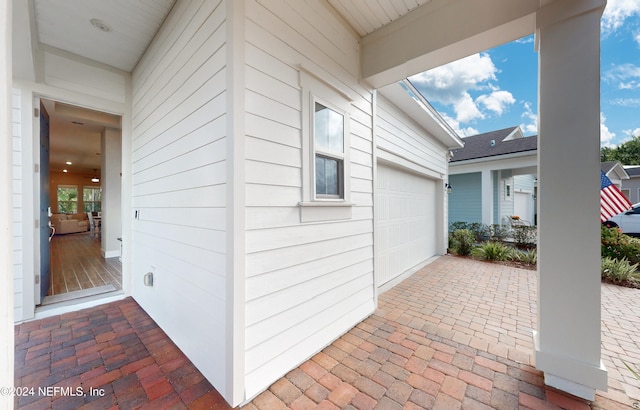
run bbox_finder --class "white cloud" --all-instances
[454,94,484,123]
[601,113,617,147]
[520,102,538,134]
[602,0,640,33]
[604,63,640,91]
[440,112,479,138]
[476,91,516,116]
[623,127,640,138]
[611,97,640,106]
[409,53,515,124]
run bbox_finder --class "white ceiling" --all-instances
[43,99,121,175]
[29,0,175,176]
[328,0,431,37]
[33,0,176,72]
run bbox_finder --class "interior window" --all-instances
[57,185,78,214]
[314,102,344,198]
[83,186,102,212]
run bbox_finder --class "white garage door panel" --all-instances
[377,164,437,288]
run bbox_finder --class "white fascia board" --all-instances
[378,81,463,149]
[502,127,525,141]
[607,162,630,180]
[449,151,537,175]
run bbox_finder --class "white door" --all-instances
[514,191,532,223]
[376,164,437,288]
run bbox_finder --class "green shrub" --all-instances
[601,256,638,283]
[449,229,475,256]
[512,225,537,247]
[484,224,509,241]
[514,249,537,265]
[601,226,640,265]
[449,221,469,232]
[472,241,514,261]
[467,223,486,241]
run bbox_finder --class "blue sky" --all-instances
[408,0,640,147]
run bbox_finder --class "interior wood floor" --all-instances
[49,232,122,296]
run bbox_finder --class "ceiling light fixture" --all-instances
[63,169,68,173]
[90,18,112,33]
[65,161,72,165]
[91,169,100,183]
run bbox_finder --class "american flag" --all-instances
[601,170,632,222]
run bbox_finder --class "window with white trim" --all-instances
[314,101,345,199]
[298,66,354,222]
[83,186,102,212]
[57,185,78,214]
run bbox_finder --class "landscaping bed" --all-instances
[448,222,640,288]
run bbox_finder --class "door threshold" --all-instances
[34,289,126,320]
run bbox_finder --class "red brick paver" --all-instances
[15,256,640,409]
[14,297,231,409]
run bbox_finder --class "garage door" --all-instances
[376,164,437,288]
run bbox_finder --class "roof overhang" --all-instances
[378,80,464,149]
[449,150,537,175]
[606,162,630,181]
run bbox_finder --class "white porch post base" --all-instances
[533,331,607,401]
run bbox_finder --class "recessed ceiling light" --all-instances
[65,161,72,165]
[90,18,112,33]
[63,169,68,173]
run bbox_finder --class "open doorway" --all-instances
[38,98,123,306]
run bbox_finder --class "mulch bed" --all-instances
[450,254,640,288]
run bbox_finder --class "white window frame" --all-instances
[83,186,102,213]
[298,66,354,222]
[57,184,78,214]
[312,98,346,200]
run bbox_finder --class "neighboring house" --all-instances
[448,126,538,227]
[622,166,640,204]
[2,0,610,406]
[602,161,629,191]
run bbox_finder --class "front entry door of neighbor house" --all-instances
[38,100,51,304]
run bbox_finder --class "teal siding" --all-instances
[448,173,482,225]
[499,170,514,224]
[514,174,535,192]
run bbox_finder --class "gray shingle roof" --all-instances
[625,166,640,177]
[449,126,537,163]
[601,161,619,174]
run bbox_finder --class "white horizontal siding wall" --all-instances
[244,0,375,400]
[131,0,229,396]
[12,89,23,322]
[375,94,449,288]
[376,95,448,176]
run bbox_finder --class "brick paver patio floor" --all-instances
[14,255,640,409]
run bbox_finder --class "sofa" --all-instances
[51,213,89,234]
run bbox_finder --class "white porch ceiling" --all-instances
[33,0,176,72]
[327,0,431,37]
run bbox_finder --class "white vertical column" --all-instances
[0,1,14,409]
[101,128,122,258]
[481,169,493,225]
[534,0,607,400]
